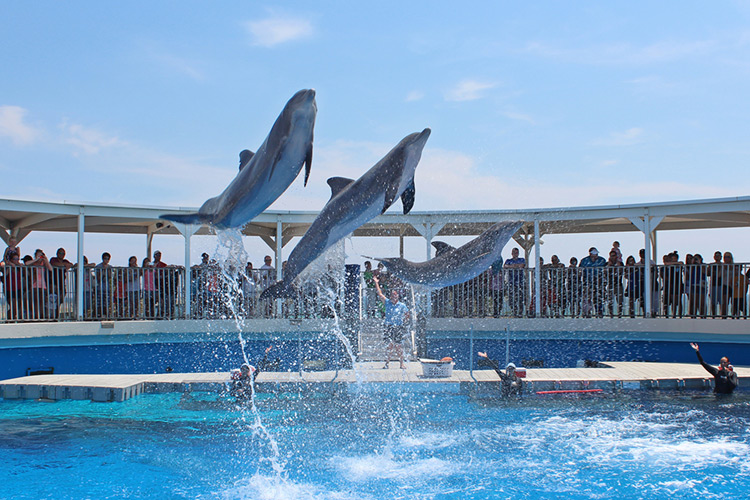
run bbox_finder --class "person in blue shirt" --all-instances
[579,247,607,317]
[373,275,410,369]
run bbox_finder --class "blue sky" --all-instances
[2,2,750,264]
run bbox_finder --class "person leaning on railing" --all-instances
[28,249,53,320]
[579,247,606,318]
[726,252,748,318]
[687,254,708,318]
[566,257,581,317]
[504,248,526,317]
[49,248,74,320]
[2,252,23,321]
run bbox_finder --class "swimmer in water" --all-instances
[477,351,523,396]
[690,342,738,394]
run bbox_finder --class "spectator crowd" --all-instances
[431,241,750,320]
[2,237,749,322]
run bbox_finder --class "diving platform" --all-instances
[0,361,745,402]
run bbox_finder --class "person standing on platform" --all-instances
[690,342,738,394]
[373,275,409,369]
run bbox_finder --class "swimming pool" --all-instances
[1,388,748,499]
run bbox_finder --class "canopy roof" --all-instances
[1,196,749,247]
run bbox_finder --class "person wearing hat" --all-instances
[690,343,738,394]
[477,351,523,396]
[579,247,607,317]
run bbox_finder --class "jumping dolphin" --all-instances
[369,221,522,288]
[160,89,316,229]
[261,128,431,299]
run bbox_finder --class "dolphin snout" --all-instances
[292,88,316,104]
[407,127,431,151]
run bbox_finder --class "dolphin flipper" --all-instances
[304,142,313,186]
[401,178,416,214]
[383,182,399,214]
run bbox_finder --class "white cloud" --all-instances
[264,139,744,216]
[444,80,497,102]
[61,122,126,155]
[0,105,41,146]
[502,111,535,125]
[245,17,313,47]
[593,127,645,147]
[523,39,717,65]
[405,90,425,102]
[151,52,205,81]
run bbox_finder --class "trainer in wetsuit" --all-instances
[230,346,274,400]
[477,351,523,396]
[690,342,739,394]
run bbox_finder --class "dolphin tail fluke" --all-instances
[260,280,293,299]
[160,212,210,225]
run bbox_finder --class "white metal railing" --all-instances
[1,262,748,323]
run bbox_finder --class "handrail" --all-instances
[2,262,750,323]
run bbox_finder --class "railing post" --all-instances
[276,218,283,317]
[644,215,652,318]
[76,210,85,320]
[534,219,541,317]
[184,234,191,319]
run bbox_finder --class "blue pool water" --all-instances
[1,388,749,499]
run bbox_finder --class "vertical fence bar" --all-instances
[77,211,85,320]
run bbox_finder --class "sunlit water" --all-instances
[1,389,749,499]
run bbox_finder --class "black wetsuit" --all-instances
[478,357,523,396]
[231,351,272,400]
[696,351,739,394]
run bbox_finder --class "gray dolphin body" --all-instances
[371,221,522,288]
[160,89,316,229]
[261,128,431,298]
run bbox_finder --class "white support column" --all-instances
[409,222,446,261]
[276,218,283,316]
[172,222,200,318]
[76,210,85,320]
[275,219,283,281]
[644,214,652,318]
[534,219,541,317]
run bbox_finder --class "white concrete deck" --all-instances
[0,361,746,402]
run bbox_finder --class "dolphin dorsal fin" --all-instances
[239,150,255,171]
[432,241,455,257]
[327,177,355,199]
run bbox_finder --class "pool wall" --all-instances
[0,317,748,379]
